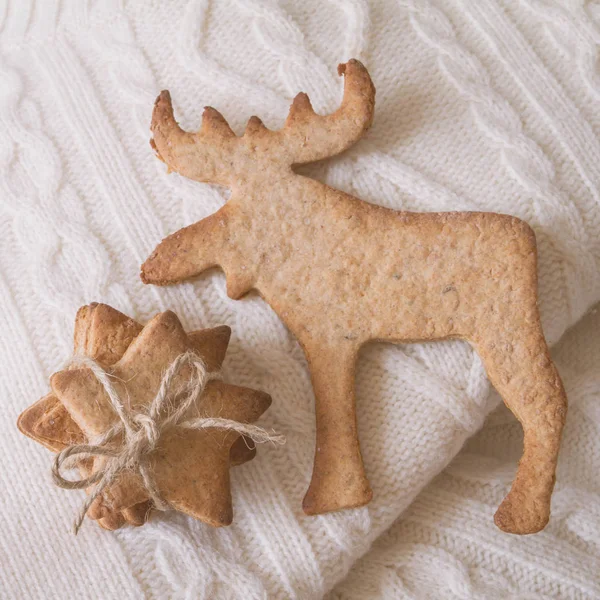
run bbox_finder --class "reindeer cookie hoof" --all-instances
[302,481,372,516]
[494,492,550,535]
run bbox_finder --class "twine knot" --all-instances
[52,351,284,533]
[133,413,160,447]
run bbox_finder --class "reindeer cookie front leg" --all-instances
[302,343,372,515]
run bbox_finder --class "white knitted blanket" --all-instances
[1,1,598,598]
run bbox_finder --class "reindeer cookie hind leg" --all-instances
[302,343,372,515]
[473,317,567,534]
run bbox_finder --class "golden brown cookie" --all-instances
[141,59,567,534]
[18,304,149,528]
[18,303,255,529]
[51,311,272,527]
[18,303,142,449]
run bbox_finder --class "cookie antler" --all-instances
[150,60,375,185]
[278,60,375,164]
[151,91,237,186]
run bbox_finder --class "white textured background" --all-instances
[0,1,599,598]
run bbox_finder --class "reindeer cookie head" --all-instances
[150,61,375,188]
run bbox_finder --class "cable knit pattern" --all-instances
[399,0,597,338]
[1,1,599,598]
[521,0,600,99]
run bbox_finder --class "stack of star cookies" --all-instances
[18,303,272,531]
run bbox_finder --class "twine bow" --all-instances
[52,351,284,534]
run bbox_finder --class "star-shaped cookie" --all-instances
[50,309,272,527]
[18,303,256,529]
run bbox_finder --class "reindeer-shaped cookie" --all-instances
[142,60,567,534]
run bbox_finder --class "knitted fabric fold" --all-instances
[330,303,600,599]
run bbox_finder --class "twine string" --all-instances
[52,351,284,534]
